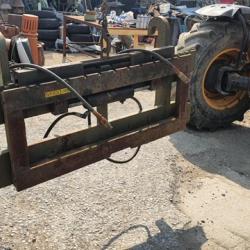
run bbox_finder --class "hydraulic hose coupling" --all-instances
[172,65,190,84]
[93,110,113,129]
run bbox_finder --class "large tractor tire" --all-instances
[176,20,250,130]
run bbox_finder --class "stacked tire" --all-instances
[27,10,60,50]
[67,23,95,45]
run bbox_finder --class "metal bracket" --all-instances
[148,16,171,48]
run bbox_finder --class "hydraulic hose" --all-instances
[43,97,143,164]
[118,48,190,84]
[43,112,88,139]
[9,63,112,129]
[107,96,142,164]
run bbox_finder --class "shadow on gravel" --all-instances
[170,123,250,189]
[102,218,207,250]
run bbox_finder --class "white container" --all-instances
[137,15,150,29]
[160,3,170,14]
[136,15,142,29]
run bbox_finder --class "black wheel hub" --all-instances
[205,60,228,93]
[205,60,239,96]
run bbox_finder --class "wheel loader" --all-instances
[0,4,249,191]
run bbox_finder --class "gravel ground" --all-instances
[0,89,193,250]
[0,53,250,250]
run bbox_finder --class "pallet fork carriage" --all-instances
[0,23,194,191]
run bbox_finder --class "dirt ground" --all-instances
[0,52,250,250]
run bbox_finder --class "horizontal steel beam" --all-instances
[17,117,185,190]
[12,47,175,86]
[0,104,177,188]
[2,57,191,113]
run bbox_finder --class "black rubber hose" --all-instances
[107,97,142,164]
[118,48,190,84]
[43,112,87,139]
[43,97,143,164]
[107,146,141,164]
[9,63,112,129]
